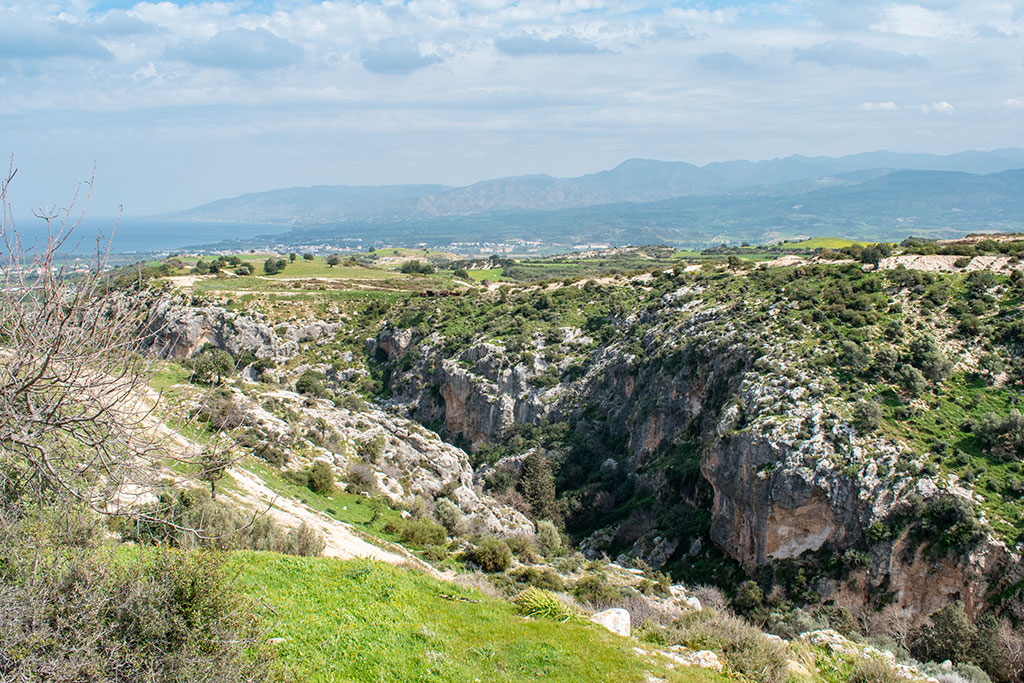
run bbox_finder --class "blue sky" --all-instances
[1,0,1022,216]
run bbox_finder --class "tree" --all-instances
[518,451,559,522]
[852,400,883,432]
[912,601,977,664]
[302,253,314,260]
[198,445,231,500]
[326,254,340,267]
[263,256,286,275]
[289,252,297,262]
[0,164,186,519]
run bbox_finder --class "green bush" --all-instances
[385,517,447,547]
[357,434,386,462]
[122,489,325,556]
[572,573,620,606]
[536,520,566,557]
[911,601,977,664]
[434,498,464,535]
[296,370,328,397]
[510,567,565,592]
[466,537,512,572]
[308,460,336,494]
[852,400,883,432]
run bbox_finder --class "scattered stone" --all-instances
[662,646,723,672]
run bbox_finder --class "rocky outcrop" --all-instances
[143,297,290,359]
[231,388,533,536]
[143,296,342,361]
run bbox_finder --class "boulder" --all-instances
[590,608,630,637]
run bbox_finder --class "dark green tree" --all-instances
[518,451,558,522]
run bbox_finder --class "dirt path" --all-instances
[139,387,441,575]
[225,465,438,574]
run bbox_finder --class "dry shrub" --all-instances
[690,584,729,612]
[0,523,283,683]
[848,657,903,683]
[667,609,790,683]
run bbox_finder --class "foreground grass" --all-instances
[230,553,726,683]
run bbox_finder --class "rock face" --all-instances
[142,296,341,361]
[590,608,630,637]
[143,297,290,359]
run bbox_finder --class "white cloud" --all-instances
[921,100,955,114]
[858,101,898,111]
[873,4,967,39]
[3,0,1023,215]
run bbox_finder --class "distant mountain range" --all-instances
[161,149,1024,248]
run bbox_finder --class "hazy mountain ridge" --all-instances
[267,167,1024,250]
[161,148,1024,226]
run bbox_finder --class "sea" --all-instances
[6,217,288,258]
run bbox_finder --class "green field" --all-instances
[468,267,505,281]
[231,552,724,683]
[783,237,872,249]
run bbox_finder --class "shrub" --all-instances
[853,400,883,432]
[263,256,286,275]
[197,391,246,430]
[899,364,929,396]
[732,579,765,616]
[308,460,336,494]
[505,534,540,562]
[849,657,903,683]
[536,520,565,557]
[466,537,512,572]
[357,434,386,462]
[512,587,582,622]
[911,601,977,664]
[296,370,328,397]
[0,543,283,683]
[510,567,565,592]
[385,517,447,547]
[975,410,1024,460]
[572,573,620,606]
[346,463,378,495]
[764,608,827,639]
[400,259,435,274]
[667,609,790,683]
[434,497,464,535]
[121,488,325,556]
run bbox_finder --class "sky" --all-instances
[1,0,1023,217]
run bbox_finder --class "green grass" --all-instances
[230,553,725,683]
[242,460,406,543]
[149,361,191,392]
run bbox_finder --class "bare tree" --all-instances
[0,160,180,520]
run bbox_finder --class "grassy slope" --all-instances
[231,553,726,683]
